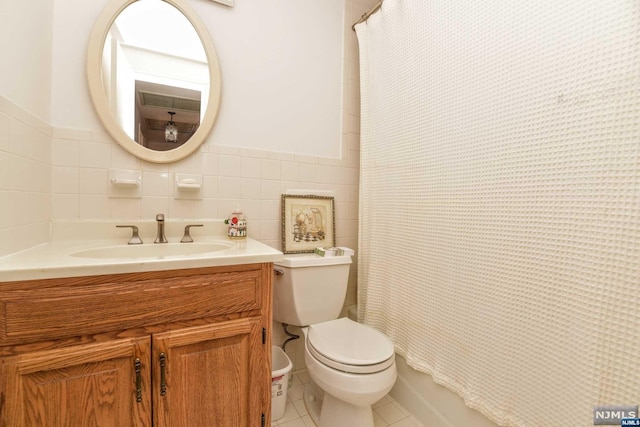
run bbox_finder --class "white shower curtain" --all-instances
[356,1,640,425]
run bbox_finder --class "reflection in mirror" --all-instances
[87,0,221,163]
[134,81,201,150]
[104,0,208,151]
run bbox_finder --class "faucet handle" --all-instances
[116,225,143,245]
[181,224,203,243]
[156,213,165,222]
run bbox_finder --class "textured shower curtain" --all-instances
[355,1,640,425]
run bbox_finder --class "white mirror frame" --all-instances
[87,0,221,163]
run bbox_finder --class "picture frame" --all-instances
[281,194,335,254]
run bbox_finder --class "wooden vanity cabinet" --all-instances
[0,263,273,427]
[153,317,264,426]
[1,336,152,426]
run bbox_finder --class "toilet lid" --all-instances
[307,318,395,374]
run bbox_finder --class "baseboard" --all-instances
[389,354,497,427]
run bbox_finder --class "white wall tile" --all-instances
[0,228,11,257]
[202,153,219,175]
[269,152,295,162]
[239,148,269,159]
[316,165,333,184]
[91,128,113,144]
[299,164,317,182]
[169,199,195,219]
[241,178,262,200]
[9,120,38,160]
[52,138,79,167]
[215,145,240,156]
[79,195,109,219]
[53,128,92,141]
[169,155,196,174]
[249,219,262,240]
[9,191,29,226]
[111,143,141,170]
[218,176,242,199]
[142,160,169,173]
[280,161,299,181]
[261,159,281,180]
[6,155,29,192]
[241,157,262,179]
[347,150,360,168]
[195,198,219,219]
[219,155,242,177]
[53,193,79,220]
[331,166,348,184]
[109,198,142,220]
[142,171,171,197]
[261,180,282,200]
[344,113,360,134]
[202,175,219,198]
[261,220,281,241]
[0,152,9,190]
[79,141,110,168]
[52,166,79,194]
[347,184,359,202]
[240,199,261,223]
[0,113,9,152]
[261,200,281,220]
[0,191,11,225]
[141,196,171,220]
[294,154,319,165]
[79,168,108,195]
[347,167,360,186]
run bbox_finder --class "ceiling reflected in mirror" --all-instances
[135,81,201,151]
[114,0,206,63]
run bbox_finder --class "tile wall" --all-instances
[1,0,378,372]
[0,96,52,257]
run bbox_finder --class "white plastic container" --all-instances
[271,346,293,421]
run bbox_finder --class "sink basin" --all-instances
[70,242,233,259]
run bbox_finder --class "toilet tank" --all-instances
[273,253,353,327]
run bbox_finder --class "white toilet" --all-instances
[273,251,397,427]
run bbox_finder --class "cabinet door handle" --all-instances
[160,352,167,396]
[134,358,142,403]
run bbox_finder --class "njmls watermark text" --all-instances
[593,405,638,425]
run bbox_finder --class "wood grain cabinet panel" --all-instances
[0,263,273,427]
[153,318,265,427]
[0,337,152,427]
[0,267,263,344]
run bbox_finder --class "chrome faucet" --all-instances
[181,224,203,243]
[116,225,143,245]
[154,214,168,243]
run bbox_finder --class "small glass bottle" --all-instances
[225,210,247,239]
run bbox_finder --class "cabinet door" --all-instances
[0,337,151,427]
[153,317,266,427]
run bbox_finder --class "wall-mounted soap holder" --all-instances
[175,173,203,200]
[109,169,142,199]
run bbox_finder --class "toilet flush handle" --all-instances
[274,268,284,276]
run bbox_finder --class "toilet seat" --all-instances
[307,318,395,374]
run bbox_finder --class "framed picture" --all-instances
[281,194,335,254]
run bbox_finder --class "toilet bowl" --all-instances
[273,251,397,427]
[301,318,397,427]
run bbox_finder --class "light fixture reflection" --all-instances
[165,111,178,143]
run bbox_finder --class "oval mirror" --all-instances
[87,0,221,163]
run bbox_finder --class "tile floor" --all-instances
[271,370,425,427]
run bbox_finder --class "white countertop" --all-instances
[0,220,283,282]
